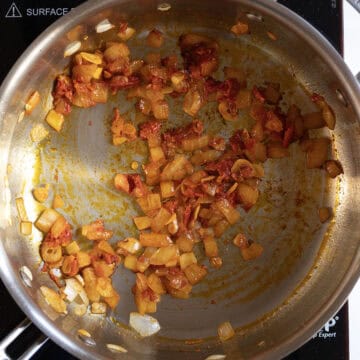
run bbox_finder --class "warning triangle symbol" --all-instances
[5,2,22,18]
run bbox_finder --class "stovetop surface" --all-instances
[0,0,348,359]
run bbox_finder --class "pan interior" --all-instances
[2,1,355,359]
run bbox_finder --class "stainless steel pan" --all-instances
[0,0,360,359]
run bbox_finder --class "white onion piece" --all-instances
[75,274,85,286]
[64,41,81,57]
[96,19,114,33]
[64,278,89,306]
[129,312,161,337]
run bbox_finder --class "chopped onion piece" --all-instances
[75,274,85,286]
[218,321,235,341]
[25,91,40,115]
[133,216,152,230]
[182,135,209,152]
[118,26,136,41]
[33,185,49,203]
[15,197,28,221]
[64,41,81,57]
[64,278,89,306]
[35,208,61,232]
[20,221,32,236]
[324,160,343,178]
[129,312,161,337]
[231,21,249,35]
[231,158,254,174]
[306,138,329,169]
[45,110,65,132]
[318,207,332,223]
[139,233,172,247]
[215,199,240,225]
[241,243,263,261]
[117,237,142,254]
[205,355,226,360]
[137,193,161,213]
[40,286,67,314]
[160,156,189,181]
[95,19,115,33]
[146,29,164,48]
[91,302,107,314]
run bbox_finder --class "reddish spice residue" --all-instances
[252,85,265,103]
[108,75,140,92]
[49,272,63,287]
[163,119,204,148]
[311,92,325,102]
[118,22,128,33]
[206,159,234,179]
[283,123,294,148]
[52,75,74,115]
[204,77,222,95]
[218,78,241,101]
[44,223,72,247]
[163,199,178,214]
[127,174,148,198]
[229,129,255,153]
[139,120,162,140]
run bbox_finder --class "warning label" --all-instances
[26,8,71,16]
[5,2,22,18]
[4,2,73,18]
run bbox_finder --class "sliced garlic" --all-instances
[77,328,91,337]
[106,343,128,353]
[64,41,81,57]
[95,19,114,33]
[205,355,226,360]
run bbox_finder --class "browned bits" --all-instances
[233,233,248,249]
[210,257,223,269]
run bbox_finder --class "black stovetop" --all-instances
[0,1,348,359]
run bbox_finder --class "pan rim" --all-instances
[0,0,359,359]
